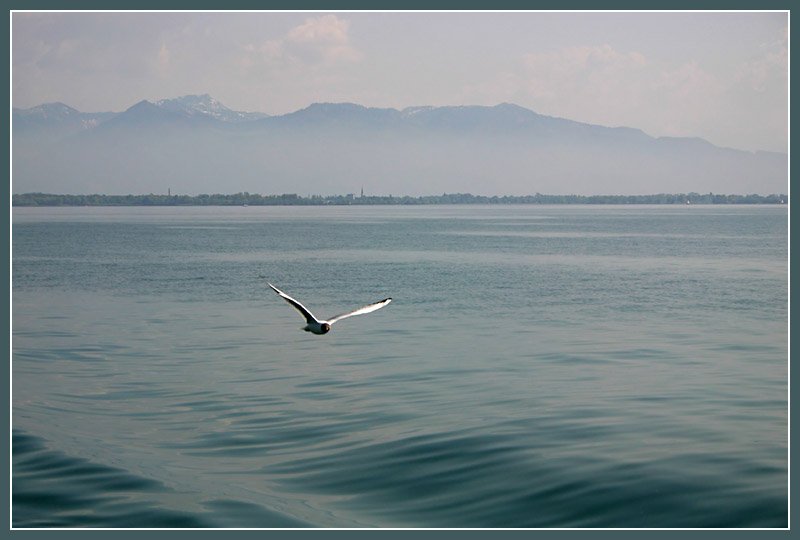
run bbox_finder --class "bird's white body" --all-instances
[303,321,332,335]
[267,282,391,335]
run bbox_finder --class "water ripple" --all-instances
[13,430,309,528]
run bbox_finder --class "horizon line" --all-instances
[11,191,788,203]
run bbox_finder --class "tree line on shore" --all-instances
[12,191,788,207]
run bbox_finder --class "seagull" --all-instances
[267,282,392,335]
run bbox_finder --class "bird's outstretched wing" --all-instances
[327,298,392,325]
[267,283,319,324]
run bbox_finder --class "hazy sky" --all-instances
[12,11,788,153]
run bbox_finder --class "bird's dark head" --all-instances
[321,323,331,334]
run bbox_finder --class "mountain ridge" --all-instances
[6,97,681,143]
[11,95,778,155]
[11,94,787,196]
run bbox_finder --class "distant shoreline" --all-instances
[11,192,788,207]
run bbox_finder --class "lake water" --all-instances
[11,204,788,528]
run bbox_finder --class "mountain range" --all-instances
[12,94,788,196]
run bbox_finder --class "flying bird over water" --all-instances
[267,282,392,335]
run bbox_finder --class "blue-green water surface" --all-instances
[12,205,788,528]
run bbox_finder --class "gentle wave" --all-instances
[12,205,787,528]
[265,426,786,528]
[12,430,309,528]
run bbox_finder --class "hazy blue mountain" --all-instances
[94,100,198,130]
[273,101,390,122]
[155,94,270,122]
[403,102,557,132]
[11,96,788,196]
[12,102,116,141]
[12,94,266,137]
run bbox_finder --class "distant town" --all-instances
[11,192,788,206]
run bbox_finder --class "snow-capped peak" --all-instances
[154,94,268,122]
